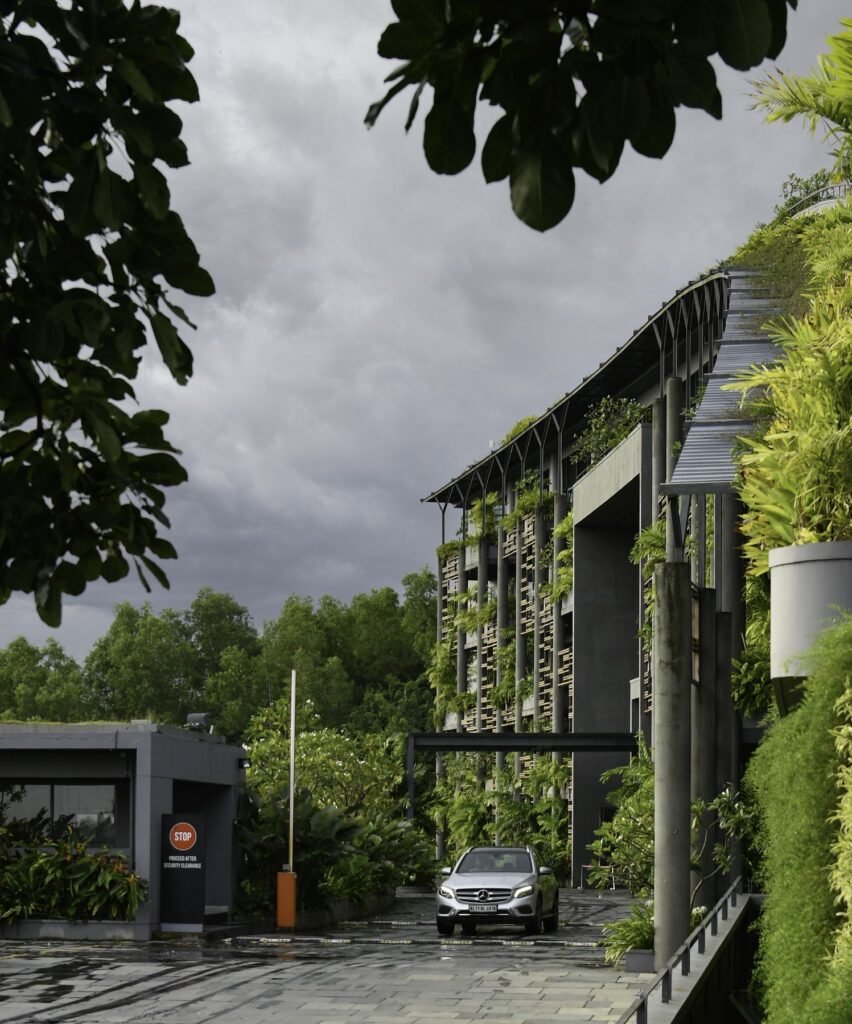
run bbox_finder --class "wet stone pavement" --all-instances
[0,889,652,1024]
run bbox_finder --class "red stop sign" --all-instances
[169,821,197,851]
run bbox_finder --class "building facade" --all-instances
[425,268,770,886]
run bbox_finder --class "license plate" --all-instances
[470,903,496,913]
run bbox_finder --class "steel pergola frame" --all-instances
[422,271,729,510]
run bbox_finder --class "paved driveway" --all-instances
[0,890,651,1024]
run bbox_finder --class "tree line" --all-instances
[0,569,436,743]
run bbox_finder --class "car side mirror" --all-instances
[440,866,452,876]
[538,866,553,876]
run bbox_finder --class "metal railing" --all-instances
[616,877,744,1024]
[787,181,851,218]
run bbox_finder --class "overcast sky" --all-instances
[3,2,848,660]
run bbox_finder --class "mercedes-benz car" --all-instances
[435,845,559,936]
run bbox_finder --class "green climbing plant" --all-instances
[571,397,648,469]
[499,471,551,535]
[629,520,666,653]
[436,753,572,881]
[541,510,574,603]
[465,492,499,548]
[501,415,539,446]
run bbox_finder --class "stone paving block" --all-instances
[0,1003,43,1021]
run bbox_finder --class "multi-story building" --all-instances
[423,268,772,886]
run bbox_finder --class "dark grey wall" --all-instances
[572,482,641,883]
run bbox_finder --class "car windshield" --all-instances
[458,850,532,874]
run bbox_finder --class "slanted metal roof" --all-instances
[660,269,780,496]
[423,271,729,507]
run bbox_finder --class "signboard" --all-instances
[160,814,206,930]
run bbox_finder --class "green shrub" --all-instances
[731,575,773,718]
[747,615,852,1024]
[727,267,852,574]
[603,901,654,964]
[728,215,811,317]
[590,736,753,915]
[501,414,539,446]
[603,902,707,965]
[0,826,147,923]
[571,396,648,468]
[236,787,363,914]
[772,169,834,220]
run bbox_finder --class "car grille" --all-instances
[455,888,513,903]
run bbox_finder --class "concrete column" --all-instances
[552,487,567,741]
[456,543,466,733]
[653,561,692,970]
[714,611,733,900]
[691,588,717,909]
[533,504,544,729]
[476,532,487,733]
[133,736,173,930]
[712,494,722,599]
[690,497,699,585]
[436,541,447,858]
[719,494,744,803]
[436,554,443,645]
[721,495,746,659]
[722,496,746,888]
[496,522,507,772]
[651,397,666,519]
[435,753,446,861]
[665,378,684,561]
[514,511,525,776]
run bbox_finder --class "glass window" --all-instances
[459,849,532,873]
[8,783,51,823]
[54,784,116,846]
[0,782,118,847]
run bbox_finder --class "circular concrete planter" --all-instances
[770,541,852,688]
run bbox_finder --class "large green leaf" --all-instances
[424,96,476,174]
[93,169,134,229]
[114,56,155,103]
[717,0,772,71]
[62,152,99,237]
[151,313,193,384]
[629,85,676,158]
[481,114,512,183]
[509,142,575,232]
[666,46,721,113]
[379,22,437,61]
[134,163,170,219]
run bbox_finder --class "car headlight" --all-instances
[513,884,534,898]
[439,885,454,899]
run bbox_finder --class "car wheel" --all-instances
[543,893,559,933]
[524,900,543,935]
[460,921,476,936]
[436,918,454,936]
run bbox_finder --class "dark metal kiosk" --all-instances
[0,722,246,939]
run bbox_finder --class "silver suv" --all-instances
[435,845,559,936]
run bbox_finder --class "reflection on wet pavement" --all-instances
[0,889,649,1024]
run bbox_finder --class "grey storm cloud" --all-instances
[2,0,849,660]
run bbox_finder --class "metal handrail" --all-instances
[787,181,851,217]
[615,877,744,1024]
